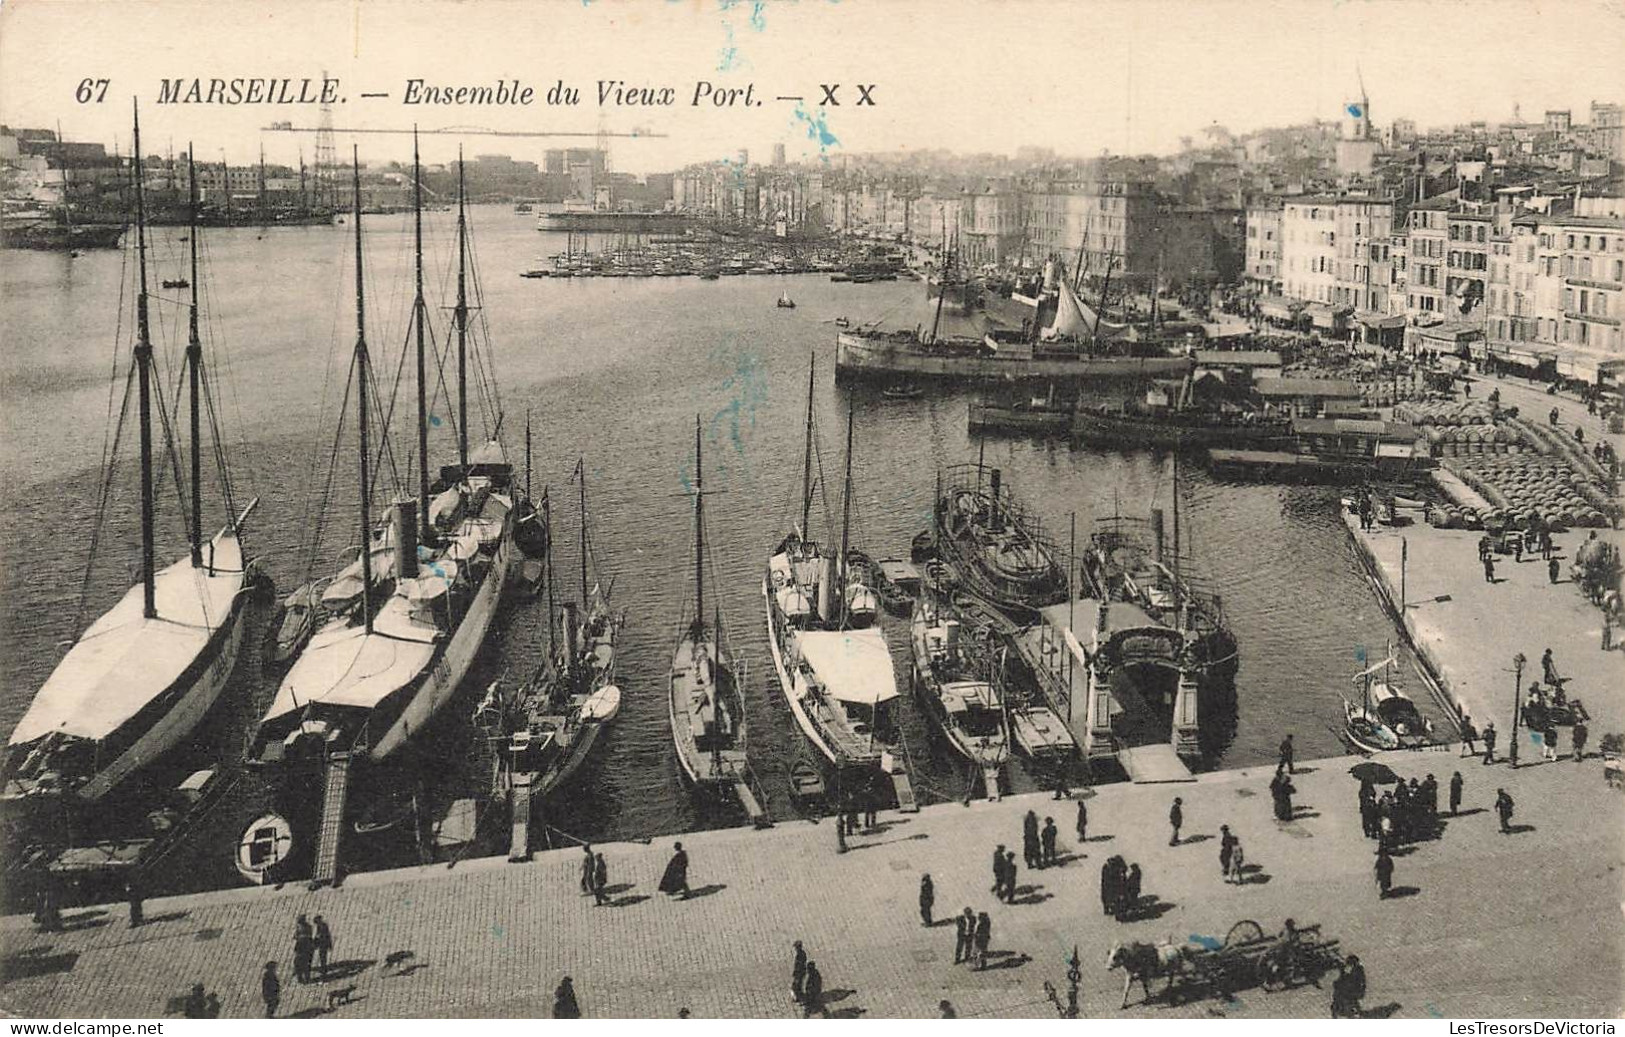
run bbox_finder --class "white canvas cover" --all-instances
[259,595,437,722]
[9,532,245,745]
[795,627,898,706]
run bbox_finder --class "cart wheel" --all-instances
[1224,920,1265,948]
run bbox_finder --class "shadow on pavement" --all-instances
[1383,885,1421,899]
[685,883,727,899]
[317,959,375,982]
[608,894,651,908]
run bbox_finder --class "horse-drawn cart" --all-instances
[1108,920,1345,1007]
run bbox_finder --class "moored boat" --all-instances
[934,462,1067,611]
[909,590,1010,798]
[3,120,254,807]
[1343,651,1434,753]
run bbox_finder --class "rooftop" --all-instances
[1256,377,1362,398]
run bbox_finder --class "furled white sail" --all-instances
[1044,280,1129,341]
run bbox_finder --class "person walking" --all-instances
[1496,788,1515,834]
[1003,850,1019,903]
[1219,824,1236,879]
[990,844,1006,895]
[918,873,934,927]
[1099,858,1116,916]
[1483,554,1496,583]
[939,1000,958,1018]
[1374,847,1394,899]
[125,879,144,929]
[790,941,807,1003]
[1573,721,1589,763]
[1449,771,1464,816]
[1541,724,1559,762]
[313,915,333,979]
[1332,955,1367,1018]
[1548,556,1561,584]
[1168,797,1184,846]
[658,842,691,899]
[953,909,972,965]
[593,852,609,906]
[973,912,992,971]
[580,844,595,895]
[1022,810,1040,869]
[1513,536,1522,563]
[1458,714,1478,757]
[553,976,581,1019]
[1279,734,1295,774]
[1482,722,1497,765]
[1540,528,1553,560]
[260,962,280,1019]
[802,962,824,1018]
[293,915,314,985]
[1228,839,1246,885]
[1075,798,1088,847]
[1123,863,1143,919]
[1542,648,1561,687]
[1040,816,1058,867]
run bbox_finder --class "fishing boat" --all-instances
[909,590,1010,798]
[484,459,624,800]
[763,356,911,802]
[669,419,763,821]
[162,277,190,290]
[934,462,1067,610]
[3,122,255,806]
[776,290,796,309]
[873,557,921,615]
[881,384,924,401]
[263,580,322,673]
[248,139,542,770]
[1343,650,1434,753]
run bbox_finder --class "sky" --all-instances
[1,0,1623,174]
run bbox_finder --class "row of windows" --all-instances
[1565,287,1612,316]
[1448,251,1489,271]
[1449,224,1490,243]
[1539,231,1620,252]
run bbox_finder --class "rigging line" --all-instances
[150,358,194,550]
[95,236,134,508]
[305,356,356,579]
[298,229,357,572]
[197,234,255,511]
[198,363,239,526]
[75,371,138,635]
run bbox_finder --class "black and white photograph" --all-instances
[0,0,1621,1023]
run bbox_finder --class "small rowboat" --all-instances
[882,384,924,400]
[789,758,825,801]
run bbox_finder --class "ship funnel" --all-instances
[1150,508,1165,564]
[395,498,420,579]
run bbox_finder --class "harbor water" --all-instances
[0,210,1447,893]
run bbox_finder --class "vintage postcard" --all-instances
[1,0,1622,1023]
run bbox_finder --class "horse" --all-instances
[1105,939,1192,1008]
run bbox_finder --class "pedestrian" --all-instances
[593,852,609,906]
[802,962,824,1018]
[1483,554,1496,583]
[293,914,313,984]
[1040,816,1058,867]
[1332,954,1367,1018]
[1458,714,1478,757]
[1279,734,1295,774]
[1374,847,1394,898]
[1003,850,1019,903]
[260,962,280,1019]
[313,915,333,979]
[939,1000,958,1018]
[203,994,220,1019]
[1075,798,1088,846]
[1099,858,1116,916]
[1022,809,1040,869]
[1168,796,1183,846]
[125,879,143,929]
[1549,557,1560,584]
[1540,528,1552,560]
[990,844,1006,895]
[1449,771,1463,815]
[580,844,595,895]
[658,841,691,899]
[1123,863,1142,919]
[1482,722,1497,765]
[953,909,972,965]
[183,984,207,1020]
[1271,767,1296,822]
[1496,788,1515,833]
[1421,774,1439,835]
[1541,724,1559,762]
[1574,721,1589,763]
[1541,648,1560,688]
[553,976,581,1019]
[1219,824,1235,878]
[1228,839,1246,884]
[1477,534,1492,562]
[1359,796,1378,840]
[863,789,877,831]
[1604,616,1614,653]
[973,912,992,971]
[918,873,934,926]
[790,940,807,1002]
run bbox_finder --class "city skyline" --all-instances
[2,0,1622,175]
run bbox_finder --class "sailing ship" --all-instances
[1343,649,1434,753]
[776,290,796,309]
[934,463,1068,610]
[248,140,542,769]
[763,356,909,796]
[481,460,623,801]
[3,119,254,805]
[909,589,1010,798]
[669,418,759,816]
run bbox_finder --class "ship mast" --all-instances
[799,352,816,539]
[577,458,589,610]
[837,403,856,627]
[132,102,157,618]
[412,129,430,537]
[353,149,375,635]
[455,147,469,473]
[186,143,203,567]
[693,415,705,632]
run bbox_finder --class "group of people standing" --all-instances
[292,914,334,984]
[1358,774,1443,849]
[1022,809,1061,869]
[1098,855,1143,921]
[789,940,827,1016]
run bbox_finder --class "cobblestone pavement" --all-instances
[1347,512,1625,742]
[3,747,1621,1019]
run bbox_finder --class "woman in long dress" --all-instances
[658,841,690,898]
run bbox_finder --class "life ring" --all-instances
[772,570,788,589]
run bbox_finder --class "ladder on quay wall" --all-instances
[508,774,533,863]
[311,750,351,886]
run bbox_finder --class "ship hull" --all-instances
[368,510,518,761]
[537,212,691,233]
[763,580,844,769]
[536,721,607,797]
[1072,411,1292,450]
[836,332,1194,384]
[1,221,126,251]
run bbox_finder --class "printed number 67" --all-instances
[76,79,110,103]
